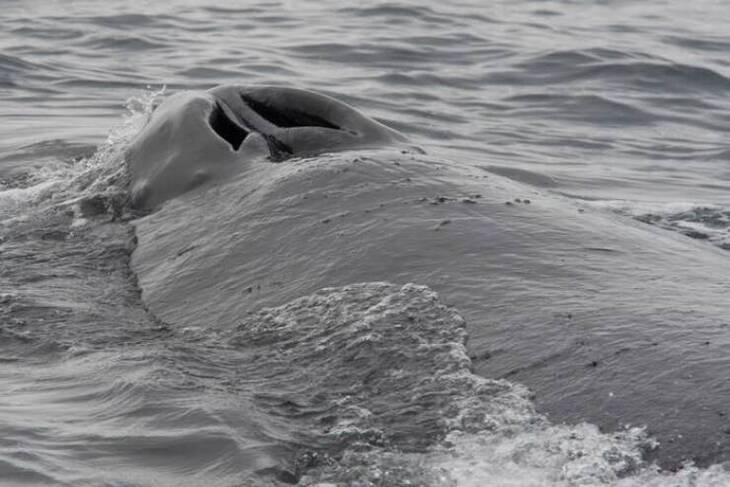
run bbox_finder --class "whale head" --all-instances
[126,86,404,210]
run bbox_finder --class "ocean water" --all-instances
[1,1,730,486]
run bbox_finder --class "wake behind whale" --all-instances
[121,85,730,484]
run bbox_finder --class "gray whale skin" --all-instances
[126,85,403,209]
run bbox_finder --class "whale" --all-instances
[127,86,730,470]
[125,85,404,209]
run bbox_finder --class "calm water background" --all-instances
[1,1,729,485]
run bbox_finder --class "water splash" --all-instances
[0,86,164,224]
[220,282,730,486]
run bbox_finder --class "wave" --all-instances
[503,93,655,126]
[79,34,169,51]
[487,48,730,94]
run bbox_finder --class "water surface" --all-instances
[1,1,729,485]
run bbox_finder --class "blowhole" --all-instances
[241,94,341,130]
[209,102,249,150]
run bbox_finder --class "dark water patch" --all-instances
[0,75,16,90]
[50,78,151,90]
[619,139,730,162]
[527,135,616,151]
[287,42,445,66]
[337,4,467,26]
[707,148,730,161]
[0,457,61,486]
[0,139,96,168]
[606,23,644,34]
[83,13,169,29]
[243,15,296,24]
[520,47,656,69]
[393,106,469,126]
[0,346,273,486]
[0,53,58,77]
[375,71,484,90]
[0,197,154,349]
[532,8,561,16]
[663,35,730,52]
[9,25,86,41]
[0,320,68,360]
[79,34,168,51]
[237,63,298,76]
[637,94,718,111]
[201,6,269,15]
[397,32,489,47]
[489,54,730,94]
[503,93,655,126]
[177,66,252,80]
[576,62,730,93]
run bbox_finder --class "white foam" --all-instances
[432,426,730,486]
[303,379,730,486]
[292,284,730,486]
[0,86,165,223]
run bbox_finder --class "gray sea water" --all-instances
[1,1,729,485]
